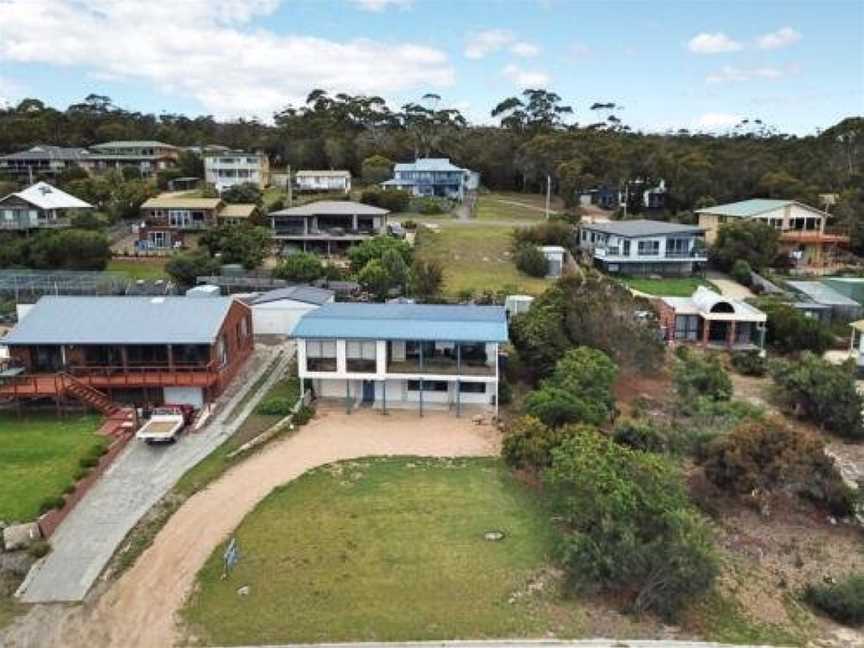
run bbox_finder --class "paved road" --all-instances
[17,345,293,603]
[220,641,792,648]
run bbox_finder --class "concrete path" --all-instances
[16,345,293,603]
[706,272,755,300]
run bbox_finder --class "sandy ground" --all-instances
[705,272,755,300]
[3,406,499,648]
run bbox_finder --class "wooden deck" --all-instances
[0,370,218,397]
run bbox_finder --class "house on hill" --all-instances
[295,170,352,193]
[87,141,179,176]
[0,295,253,409]
[0,182,93,231]
[293,303,507,415]
[0,145,92,180]
[381,158,475,201]
[578,219,707,276]
[696,199,849,267]
[137,195,257,249]
[269,200,389,255]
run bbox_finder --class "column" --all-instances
[167,345,174,371]
[701,319,710,348]
[352,214,358,231]
[727,321,737,349]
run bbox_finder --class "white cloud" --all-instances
[349,0,413,12]
[501,64,549,87]
[0,76,24,107]
[687,32,743,54]
[464,29,515,59]
[510,42,540,58]
[694,112,742,129]
[706,63,800,83]
[757,26,801,50]
[0,0,453,119]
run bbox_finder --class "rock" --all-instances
[0,551,35,577]
[2,522,41,552]
[237,585,250,596]
[828,516,837,525]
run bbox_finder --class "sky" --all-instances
[0,0,861,135]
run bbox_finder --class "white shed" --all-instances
[540,245,567,278]
[249,286,335,336]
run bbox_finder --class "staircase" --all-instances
[59,373,119,415]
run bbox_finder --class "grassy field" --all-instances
[618,275,711,297]
[106,258,170,281]
[0,413,104,521]
[180,457,584,645]
[415,224,549,297]
[475,192,558,222]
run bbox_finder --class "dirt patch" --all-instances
[613,369,673,417]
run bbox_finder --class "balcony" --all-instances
[0,218,71,230]
[592,246,706,262]
[346,358,376,373]
[386,342,495,376]
[306,357,337,372]
[780,228,850,245]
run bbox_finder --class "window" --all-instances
[306,339,337,371]
[637,240,660,256]
[674,315,700,341]
[240,316,249,339]
[168,210,192,227]
[666,238,690,257]
[407,380,449,392]
[459,382,486,394]
[346,340,377,372]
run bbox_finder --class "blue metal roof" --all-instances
[3,296,238,345]
[292,303,508,342]
[393,158,466,173]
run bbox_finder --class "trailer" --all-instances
[135,405,195,444]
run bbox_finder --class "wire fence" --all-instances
[0,269,175,302]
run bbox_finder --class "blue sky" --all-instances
[0,0,861,134]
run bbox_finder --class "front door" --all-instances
[32,345,63,372]
[362,380,375,404]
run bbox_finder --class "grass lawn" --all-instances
[475,192,556,222]
[180,457,586,645]
[618,275,711,297]
[0,413,104,521]
[107,258,170,281]
[415,223,549,297]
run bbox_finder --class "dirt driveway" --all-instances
[5,407,499,648]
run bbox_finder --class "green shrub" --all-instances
[730,350,767,376]
[360,188,411,212]
[673,350,732,404]
[525,387,609,427]
[273,251,324,282]
[38,496,66,514]
[73,467,90,481]
[62,483,76,495]
[411,197,446,214]
[256,396,297,416]
[731,259,752,286]
[497,379,513,405]
[502,416,593,469]
[78,455,99,469]
[27,541,52,559]
[293,405,315,426]
[804,573,864,626]
[770,353,864,439]
[701,417,857,516]
[514,244,547,277]
[512,220,575,248]
[613,418,670,453]
[546,429,718,617]
[758,301,833,354]
[402,219,417,230]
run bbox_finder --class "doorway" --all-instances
[361,380,375,405]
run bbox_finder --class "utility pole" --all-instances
[286,165,293,207]
[545,175,551,220]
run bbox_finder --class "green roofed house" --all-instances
[696,199,849,267]
[293,303,507,416]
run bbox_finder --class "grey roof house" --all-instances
[269,200,389,255]
[0,145,92,179]
[578,219,707,276]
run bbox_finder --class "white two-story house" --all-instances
[204,151,270,191]
[292,303,508,416]
[578,219,707,276]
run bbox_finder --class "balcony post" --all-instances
[345,380,351,414]
[456,380,461,417]
[382,380,387,415]
[167,345,174,371]
[419,379,424,418]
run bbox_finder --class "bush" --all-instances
[27,541,52,559]
[512,220,575,248]
[402,219,417,230]
[701,417,857,516]
[73,467,90,481]
[360,154,394,185]
[673,350,732,404]
[360,188,411,212]
[730,350,767,376]
[546,429,718,617]
[79,455,99,469]
[711,220,780,271]
[38,495,66,514]
[293,404,315,426]
[497,379,513,405]
[273,251,324,283]
[731,259,752,285]
[613,418,670,453]
[256,396,297,416]
[165,251,221,288]
[514,244,548,277]
[347,235,412,273]
[502,416,591,469]
[525,387,609,428]
[770,352,864,439]
[411,197,446,215]
[804,573,864,626]
[758,301,833,354]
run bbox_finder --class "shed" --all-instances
[248,286,335,336]
[504,295,534,319]
[786,281,863,321]
[822,277,864,306]
[540,245,567,278]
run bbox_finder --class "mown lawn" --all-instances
[0,413,104,521]
[107,258,170,281]
[619,275,711,297]
[180,457,585,645]
[415,224,549,297]
[475,192,555,221]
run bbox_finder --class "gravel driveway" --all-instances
[13,407,499,648]
[15,344,292,604]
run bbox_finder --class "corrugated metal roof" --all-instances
[786,281,862,307]
[142,196,223,210]
[393,158,466,172]
[694,199,817,218]
[270,201,388,216]
[219,204,257,218]
[1,182,92,210]
[250,286,334,306]
[0,145,91,162]
[91,141,179,150]
[2,296,239,345]
[293,303,508,342]
[581,219,704,237]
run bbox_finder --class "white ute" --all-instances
[135,406,192,444]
